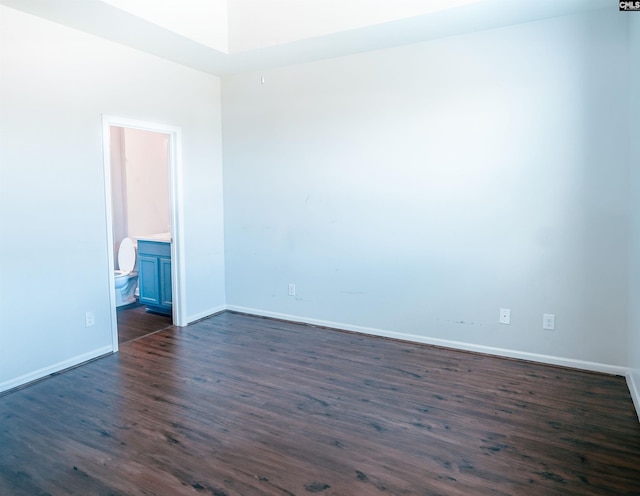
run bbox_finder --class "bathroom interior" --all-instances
[110,125,173,343]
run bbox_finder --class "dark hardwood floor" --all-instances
[117,302,173,344]
[1,311,639,495]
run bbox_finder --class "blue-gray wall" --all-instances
[0,6,226,391]
[629,13,640,417]
[222,9,631,371]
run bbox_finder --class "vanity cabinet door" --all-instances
[159,257,172,308]
[138,255,160,306]
[137,240,172,315]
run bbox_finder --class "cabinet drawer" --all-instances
[138,240,171,257]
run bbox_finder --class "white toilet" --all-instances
[114,237,138,307]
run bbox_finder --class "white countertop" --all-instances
[137,232,171,243]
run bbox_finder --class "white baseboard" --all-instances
[4,308,637,423]
[627,371,640,423]
[226,305,629,377]
[0,345,113,394]
[185,304,226,325]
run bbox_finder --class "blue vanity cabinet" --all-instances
[138,240,172,315]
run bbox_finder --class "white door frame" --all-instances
[101,115,187,352]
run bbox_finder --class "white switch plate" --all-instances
[288,283,296,296]
[499,308,511,325]
[543,314,555,330]
[85,311,95,327]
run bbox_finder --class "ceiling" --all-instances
[0,0,612,76]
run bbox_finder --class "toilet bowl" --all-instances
[114,237,138,307]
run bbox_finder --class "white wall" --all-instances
[0,6,226,391]
[0,2,634,397]
[122,127,170,240]
[110,126,171,261]
[629,13,640,416]
[222,8,630,369]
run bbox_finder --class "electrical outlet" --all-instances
[288,283,296,296]
[543,314,555,330]
[499,308,511,325]
[85,311,96,327]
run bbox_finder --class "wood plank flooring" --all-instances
[1,311,639,495]
[117,302,173,344]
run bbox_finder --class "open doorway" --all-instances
[111,126,172,343]
[102,116,185,352]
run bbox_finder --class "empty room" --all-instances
[1,0,639,494]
